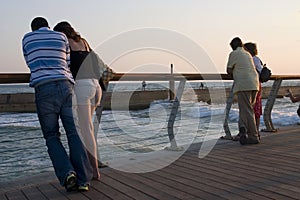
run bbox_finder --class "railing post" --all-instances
[167,79,186,150]
[263,79,282,132]
[223,83,235,139]
[169,64,175,101]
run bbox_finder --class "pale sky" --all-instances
[1,0,300,74]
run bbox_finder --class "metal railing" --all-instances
[2,72,300,135]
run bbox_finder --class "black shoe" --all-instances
[65,173,77,192]
[239,127,248,145]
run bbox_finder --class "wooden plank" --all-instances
[194,155,300,197]
[210,139,300,182]
[165,161,270,200]
[176,155,276,198]
[134,159,232,199]
[179,154,297,199]
[0,193,8,200]
[50,182,91,200]
[130,172,198,199]
[106,169,180,200]
[207,149,300,185]
[79,186,111,200]
[202,153,300,187]
[100,174,155,200]
[21,186,47,200]
[139,168,227,200]
[91,179,132,200]
[4,190,27,200]
[37,183,69,200]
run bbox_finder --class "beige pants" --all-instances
[73,79,102,179]
[237,90,259,140]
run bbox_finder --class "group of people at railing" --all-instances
[225,37,264,145]
[21,16,300,194]
[224,37,300,144]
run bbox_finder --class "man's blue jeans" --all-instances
[35,80,92,186]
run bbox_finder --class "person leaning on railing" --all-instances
[54,21,102,183]
[22,17,92,192]
[226,37,260,145]
[287,89,300,118]
[244,42,263,138]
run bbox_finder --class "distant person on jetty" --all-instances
[226,37,260,145]
[244,42,263,138]
[142,80,146,91]
[54,21,102,182]
[200,82,204,90]
[22,17,92,191]
[287,89,300,118]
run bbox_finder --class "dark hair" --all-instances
[31,17,49,31]
[244,42,258,56]
[53,21,81,42]
[230,37,243,50]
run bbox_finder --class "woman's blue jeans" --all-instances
[35,80,92,186]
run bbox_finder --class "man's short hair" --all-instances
[230,37,243,50]
[31,17,49,31]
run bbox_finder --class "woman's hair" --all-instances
[53,21,81,42]
[244,42,258,56]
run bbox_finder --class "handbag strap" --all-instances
[81,38,92,52]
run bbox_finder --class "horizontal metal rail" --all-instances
[2,73,300,84]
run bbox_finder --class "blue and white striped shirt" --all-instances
[22,27,74,87]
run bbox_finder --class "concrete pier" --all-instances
[0,86,299,112]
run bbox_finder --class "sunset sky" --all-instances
[1,0,300,74]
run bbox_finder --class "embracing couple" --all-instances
[22,17,105,192]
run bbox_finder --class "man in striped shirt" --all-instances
[22,17,92,191]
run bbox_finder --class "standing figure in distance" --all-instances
[226,37,260,145]
[22,17,92,191]
[142,80,146,91]
[244,42,263,138]
[54,21,102,181]
[200,82,204,90]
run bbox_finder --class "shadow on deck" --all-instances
[1,125,300,200]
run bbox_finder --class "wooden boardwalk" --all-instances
[1,125,300,200]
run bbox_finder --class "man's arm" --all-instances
[226,52,235,78]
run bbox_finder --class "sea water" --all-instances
[0,81,299,182]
